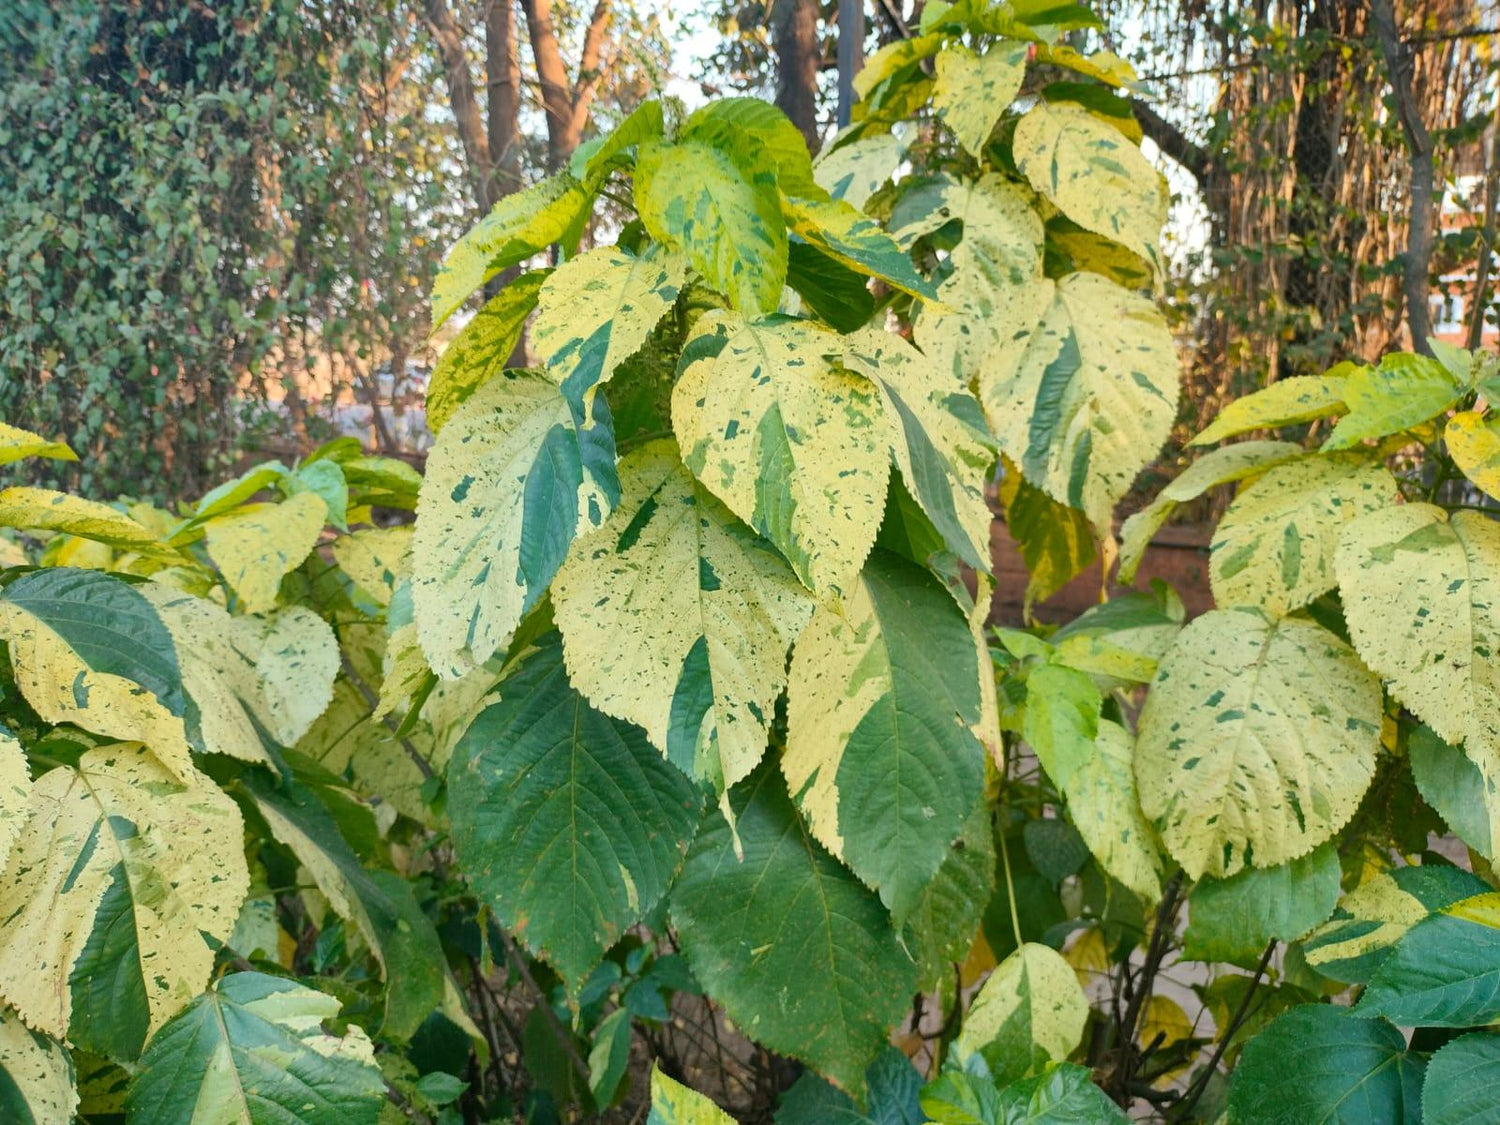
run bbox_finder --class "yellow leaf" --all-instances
[204,492,327,614]
[331,526,411,607]
[0,487,176,558]
[1446,410,1500,500]
[0,422,77,466]
[934,41,1029,156]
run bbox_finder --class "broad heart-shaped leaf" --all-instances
[1210,455,1399,617]
[241,770,447,1040]
[1189,370,1352,446]
[0,421,76,465]
[1228,1005,1423,1125]
[532,243,687,413]
[1013,101,1165,268]
[681,97,822,200]
[1422,1032,1500,1125]
[0,487,176,557]
[1062,719,1162,900]
[955,944,1088,1085]
[673,312,891,599]
[1118,441,1305,583]
[125,972,385,1125]
[1445,408,1500,500]
[0,731,28,876]
[0,1008,75,1124]
[205,491,328,614]
[635,133,786,316]
[1336,505,1500,841]
[1409,724,1495,855]
[812,133,905,211]
[1302,864,1491,985]
[842,328,995,570]
[783,196,936,301]
[551,441,813,795]
[448,632,700,992]
[427,269,548,434]
[892,172,1043,285]
[431,171,591,329]
[670,765,916,1094]
[982,272,1179,539]
[1323,352,1468,450]
[1183,843,1341,966]
[1134,609,1381,879]
[648,1066,736,1125]
[0,568,194,781]
[933,41,1029,156]
[0,745,247,1059]
[783,550,985,920]
[411,370,619,678]
[1357,892,1500,1026]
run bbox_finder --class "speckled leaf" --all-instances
[427,270,548,434]
[0,745,246,1057]
[1135,609,1381,879]
[576,100,665,186]
[635,134,786,315]
[1190,371,1351,446]
[1022,662,1101,789]
[1210,456,1399,617]
[125,972,384,1125]
[0,731,28,878]
[673,312,890,598]
[0,487,175,557]
[0,1008,75,1125]
[1183,843,1342,966]
[933,41,1029,156]
[1013,101,1165,268]
[853,33,943,103]
[648,1067,736,1125]
[331,525,410,607]
[1445,409,1500,500]
[1422,1032,1500,1125]
[0,423,76,466]
[552,441,813,795]
[893,172,1043,283]
[682,97,821,199]
[982,272,1179,539]
[448,632,700,992]
[1062,719,1162,900]
[411,370,618,678]
[669,764,916,1094]
[532,244,687,413]
[813,133,905,210]
[204,492,327,614]
[954,943,1089,1085]
[432,172,591,328]
[1322,352,1468,450]
[784,550,985,920]
[843,328,995,569]
[1357,892,1500,1026]
[783,196,935,300]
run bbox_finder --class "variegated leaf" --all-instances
[1446,409,1500,500]
[955,943,1089,1085]
[933,40,1029,156]
[782,196,935,300]
[812,133,905,210]
[204,492,328,614]
[1190,370,1352,447]
[1062,719,1162,900]
[1322,352,1467,450]
[0,487,176,558]
[0,1007,76,1124]
[427,270,548,434]
[0,422,76,466]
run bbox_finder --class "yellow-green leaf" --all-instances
[783,195,936,300]
[1322,353,1467,450]
[204,492,327,614]
[1135,609,1381,878]
[1062,719,1162,900]
[955,943,1089,1084]
[813,133,905,210]
[427,270,548,434]
[1000,461,1097,615]
[0,730,30,880]
[1445,410,1500,500]
[648,1066,736,1124]
[934,41,1029,156]
[0,488,175,557]
[0,422,76,466]
[331,525,411,607]
[1190,372,1352,447]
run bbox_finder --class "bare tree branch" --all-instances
[1132,100,1209,188]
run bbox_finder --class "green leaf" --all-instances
[414,1071,469,1107]
[776,1046,924,1125]
[981,273,1178,538]
[670,765,916,1093]
[0,745,246,1057]
[1022,663,1100,790]
[1189,371,1352,446]
[904,802,996,994]
[204,492,328,614]
[532,244,687,413]
[1444,408,1500,501]
[783,196,937,300]
[635,133,786,315]
[1062,719,1162,900]
[1322,353,1468,450]
[411,370,618,677]
[1409,724,1495,855]
[448,631,700,991]
[1227,1005,1423,1125]
[576,100,665,186]
[955,943,1088,1085]
[176,460,289,532]
[588,1007,632,1107]
[0,421,77,466]
[125,972,385,1125]
[1209,456,1399,617]
[1183,843,1341,966]
[1357,893,1500,1026]
[813,133,906,210]
[997,1064,1130,1125]
[0,1008,75,1124]
[282,460,348,530]
[1135,608,1381,878]
[784,549,986,920]
[648,1066,736,1124]
[427,270,548,434]
[1422,1032,1500,1125]
[674,312,890,598]
[432,172,591,328]
[1302,864,1490,985]
[933,41,1029,156]
[853,33,944,104]
[552,441,813,795]
[1012,101,1164,269]
[786,242,877,331]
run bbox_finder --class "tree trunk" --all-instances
[423,0,495,211]
[775,0,822,152]
[486,0,522,199]
[520,0,612,169]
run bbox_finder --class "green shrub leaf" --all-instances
[1422,1032,1500,1125]
[1357,892,1500,1027]
[1183,843,1342,965]
[955,943,1088,1084]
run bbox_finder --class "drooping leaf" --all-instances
[1209,456,1399,617]
[648,1066,736,1125]
[955,943,1088,1085]
[933,41,1029,156]
[531,243,687,413]
[981,272,1178,538]
[0,487,175,557]
[673,312,890,598]
[1012,101,1164,268]
[1445,408,1500,500]
[411,371,618,678]
[1189,371,1352,446]
[1356,893,1500,1027]
[999,463,1096,615]
[1183,843,1342,966]
[1227,1005,1423,1125]
[0,745,246,1057]
[813,133,906,210]
[204,492,328,614]
[670,765,916,1093]
[427,270,549,434]
[1134,608,1381,878]
[783,196,936,300]
[1421,1032,1500,1125]
[0,1008,75,1125]
[1408,724,1495,856]
[448,632,700,991]
[576,99,665,186]
[1322,352,1468,450]
[432,172,591,328]
[0,422,77,466]
[124,972,385,1125]
[1062,719,1162,900]
[784,549,985,919]
[552,441,813,794]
